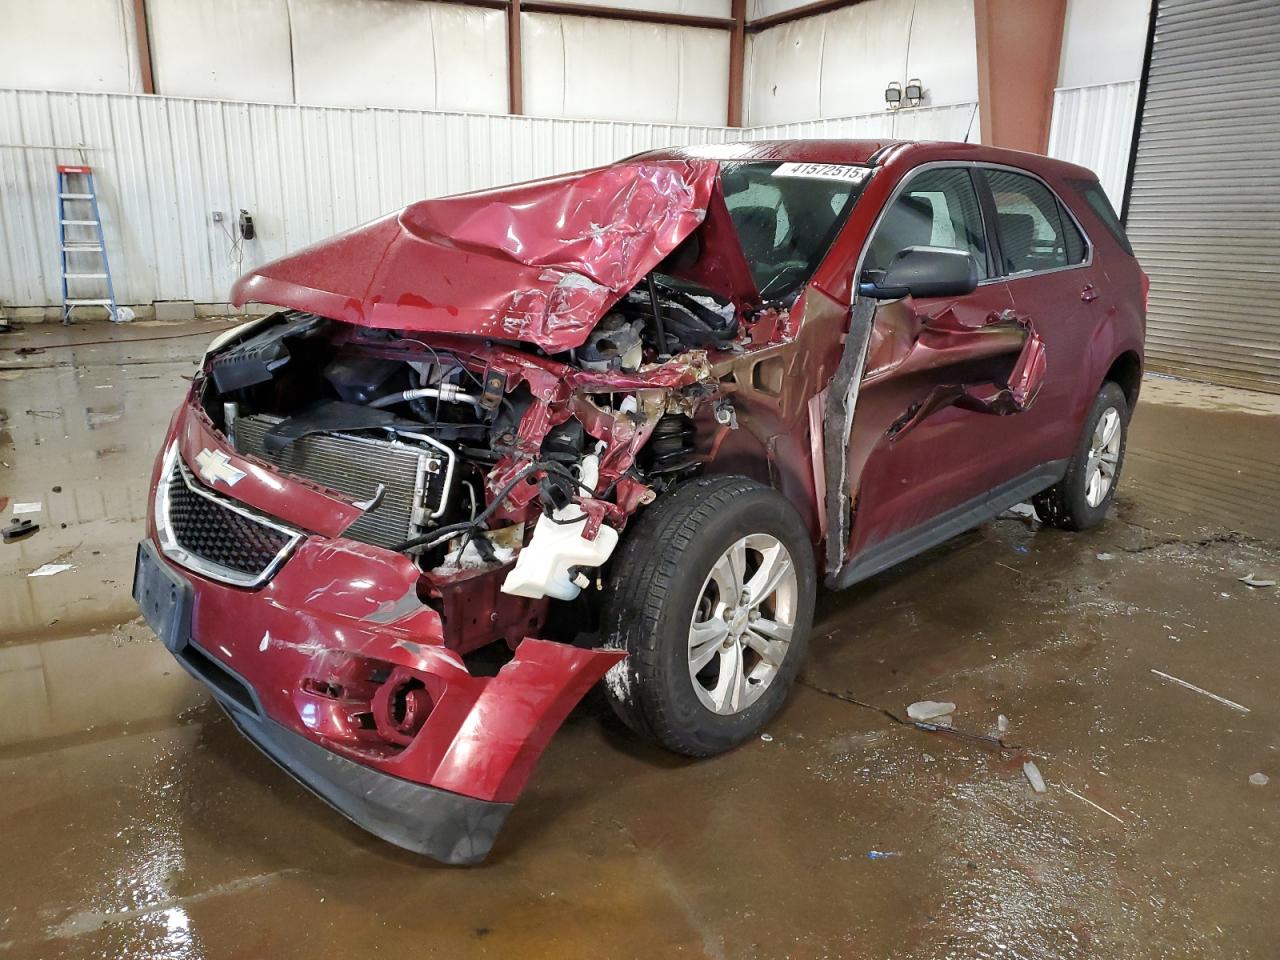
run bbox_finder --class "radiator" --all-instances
[232,414,453,550]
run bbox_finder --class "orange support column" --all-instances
[973,0,1067,152]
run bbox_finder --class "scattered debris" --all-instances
[867,850,900,860]
[1014,544,1030,554]
[14,346,45,357]
[997,714,1009,734]
[1239,573,1276,588]
[1096,552,1114,561]
[1249,773,1269,786]
[1023,760,1048,794]
[1062,786,1124,824]
[759,733,774,743]
[29,562,74,578]
[1151,668,1251,714]
[13,501,41,514]
[2,518,39,543]
[799,680,1021,752]
[907,701,956,722]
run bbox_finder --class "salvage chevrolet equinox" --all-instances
[133,140,1146,863]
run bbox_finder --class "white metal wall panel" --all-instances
[147,0,295,104]
[1126,0,1280,393]
[0,0,142,94]
[1046,80,1138,207]
[744,0,978,125]
[289,0,508,113]
[1058,0,1151,88]
[521,13,731,125]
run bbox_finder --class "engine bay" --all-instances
[197,278,743,600]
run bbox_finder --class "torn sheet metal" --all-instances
[823,296,877,575]
[231,160,758,351]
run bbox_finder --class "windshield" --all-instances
[719,161,869,300]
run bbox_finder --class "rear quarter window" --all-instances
[1070,179,1134,256]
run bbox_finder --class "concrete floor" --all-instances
[2,320,1278,959]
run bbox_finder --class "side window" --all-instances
[864,168,988,280]
[985,169,1087,274]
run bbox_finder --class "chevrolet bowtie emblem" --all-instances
[195,448,247,487]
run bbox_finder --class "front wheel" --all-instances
[1033,381,1129,530]
[601,476,816,757]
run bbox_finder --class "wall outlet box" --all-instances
[211,210,224,223]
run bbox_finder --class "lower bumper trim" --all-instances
[225,706,512,865]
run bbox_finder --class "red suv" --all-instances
[133,140,1145,863]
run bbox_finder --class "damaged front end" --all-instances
[134,159,769,863]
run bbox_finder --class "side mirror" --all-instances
[860,246,979,301]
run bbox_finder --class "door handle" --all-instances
[1080,283,1099,303]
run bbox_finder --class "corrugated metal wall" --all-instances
[1046,80,1138,207]
[1126,0,1280,393]
[0,89,976,310]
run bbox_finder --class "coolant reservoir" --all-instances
[501,455,619,601]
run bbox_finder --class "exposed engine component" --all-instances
[233,413,454,550]
[641,413,700,480]
[210,311,327,392]
[577,313,644,372]
[502,455,619,602]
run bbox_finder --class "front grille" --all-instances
[157,449,300,587]
[232,414,453,550]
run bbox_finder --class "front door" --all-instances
[844,165,1047,563]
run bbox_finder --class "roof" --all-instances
[631,139,1099,182]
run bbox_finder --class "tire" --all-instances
[1033,381,1129,531]
[601,475,816,757]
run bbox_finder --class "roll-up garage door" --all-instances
[1125,0,1280,393]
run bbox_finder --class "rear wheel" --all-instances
[1033,381,1129,530]
[601,476,816,757]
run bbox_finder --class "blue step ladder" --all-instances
[57,164,118,324]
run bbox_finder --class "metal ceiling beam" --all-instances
[745,0,864,32]
[507,0,524,114]
[438,0,734,29]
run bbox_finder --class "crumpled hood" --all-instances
[230,159,758,352]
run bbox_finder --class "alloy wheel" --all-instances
[1085,406,1122,507]
[687,534,798,715]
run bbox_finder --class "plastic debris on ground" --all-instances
[1239,573,1276,588]
[3,519,40,543]
[1249,773,1270,786]
[12,502,41,514]
[760,733,774,742]
[112,306,136,323]
[997,714,1010,734]
[1023,760,1048,794]
[29,562,73,578]
[1096,552,1114,561]
[906,701,956,722]
[867,851,900,860]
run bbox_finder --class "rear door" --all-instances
[976,166,1099,472]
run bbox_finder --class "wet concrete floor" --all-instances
[2,321,1277,959]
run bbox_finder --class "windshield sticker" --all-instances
[772,162,869,184]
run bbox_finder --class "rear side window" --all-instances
[864,168,989,280]
[985,169,1087,275]
[1071,179,1134,255]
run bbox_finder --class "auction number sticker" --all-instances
[772,162,869,183]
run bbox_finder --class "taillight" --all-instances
[1141,271,1150,315]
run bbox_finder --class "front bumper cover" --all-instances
[226,703,512,864]
[133,537,621,864]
